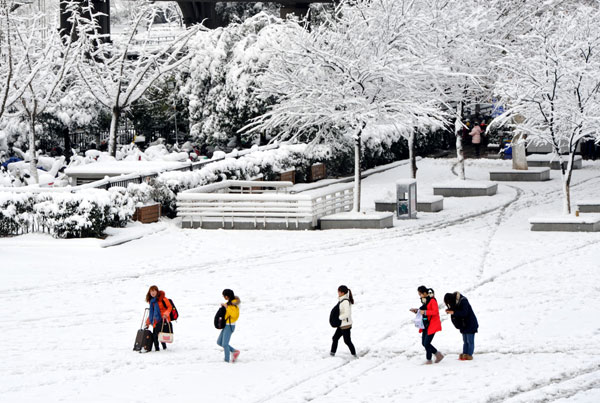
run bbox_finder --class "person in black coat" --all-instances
[444,292,479,360]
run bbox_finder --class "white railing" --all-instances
[176,181,353,229]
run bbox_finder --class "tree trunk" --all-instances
[409,131,417,179]
[28,114,39,184]
[561,144,579,215]
[109,106,120,158]
[454,102,466,180]
[353,135,362,212]
[63,128,72,163]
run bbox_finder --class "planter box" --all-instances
[309,163,327,182]
[277,168,296,184]
[489,167,551,182]
[529,215,600,232]
[319,212,394,229]
[133,203,161,224]
[433,181,498,197]
[576,201,600,213]
[527,154,583,170]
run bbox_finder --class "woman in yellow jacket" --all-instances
[218,289,241,363]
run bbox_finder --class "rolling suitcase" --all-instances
[133,308,154,352]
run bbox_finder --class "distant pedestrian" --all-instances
[217,289,241,363]
[330,285,357,358]
[444,292,479,361]
[144,285,172,352]
[469,122,484,157]
[410,286,443,364]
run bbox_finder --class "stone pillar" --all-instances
[512,132,528,170]
[280,3,310,20]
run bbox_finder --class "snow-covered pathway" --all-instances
[2,158,600,402]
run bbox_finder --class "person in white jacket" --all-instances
[330,285,357,357]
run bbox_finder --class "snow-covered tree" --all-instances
[75,0,201,157]
[7,1,77,183]
[0,0,47,122]
[493,3,600,214]
[417,0,549,180]
[245,0,448,210]
[182,12,283,149]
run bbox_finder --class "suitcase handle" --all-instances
[140,308,149,329]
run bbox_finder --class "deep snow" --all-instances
[2,158,600,402]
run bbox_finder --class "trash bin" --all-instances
[396,179,417,219]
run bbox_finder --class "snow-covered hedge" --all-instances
[0,189,135,238]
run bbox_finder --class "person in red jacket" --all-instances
[410,286,443,364]
[144,285,172,352]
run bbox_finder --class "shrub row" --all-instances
[0,189,135,238]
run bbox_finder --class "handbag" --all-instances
[414,311,425,330]
[158,321,174,343]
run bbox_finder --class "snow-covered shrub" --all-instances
[0,189,134,238]
[0,193,35,236]
[108,188,137,228]
[125,181,178,218]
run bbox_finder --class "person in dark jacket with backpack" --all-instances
[410,286,443,364]
[444,292,479,360]
[144,285,172,352]
[330,285,357,358]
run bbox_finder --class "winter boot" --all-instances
[434,352,444,363]
[464,354,473,360]
[459,354,466,360]
[232,350,241,363]
[424,360,433,365]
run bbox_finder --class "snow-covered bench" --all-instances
[417,196,444,212]
[375,195,443,213]
[177,181,353,230]
[576,201,600,213]
[529,215,600,232]
[527,154,583,170]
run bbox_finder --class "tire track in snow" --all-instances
[0,183,522,297]
[485,363,600,403]
[8,169,598,299]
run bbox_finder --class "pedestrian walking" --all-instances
[410,286,443,364]
[469,122,484,157]
[330,285,357,358]
[144,285,173,352]
[444,292,479,360]
[217,289,241,363]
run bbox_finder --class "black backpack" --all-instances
[161,298,179,321]
[214,306,227,329]
[329,302,342,328]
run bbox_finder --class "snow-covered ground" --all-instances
[2,158,600,402]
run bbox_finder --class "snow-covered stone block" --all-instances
[489,167,551,182]
[319,212,394,229]
[526,154,583,170]
[374,200,395,212]
[417,196,444,212]
[432,180,497,197]
[375,197,443,213]
[529,214,600,232]
[576,201,600,213]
